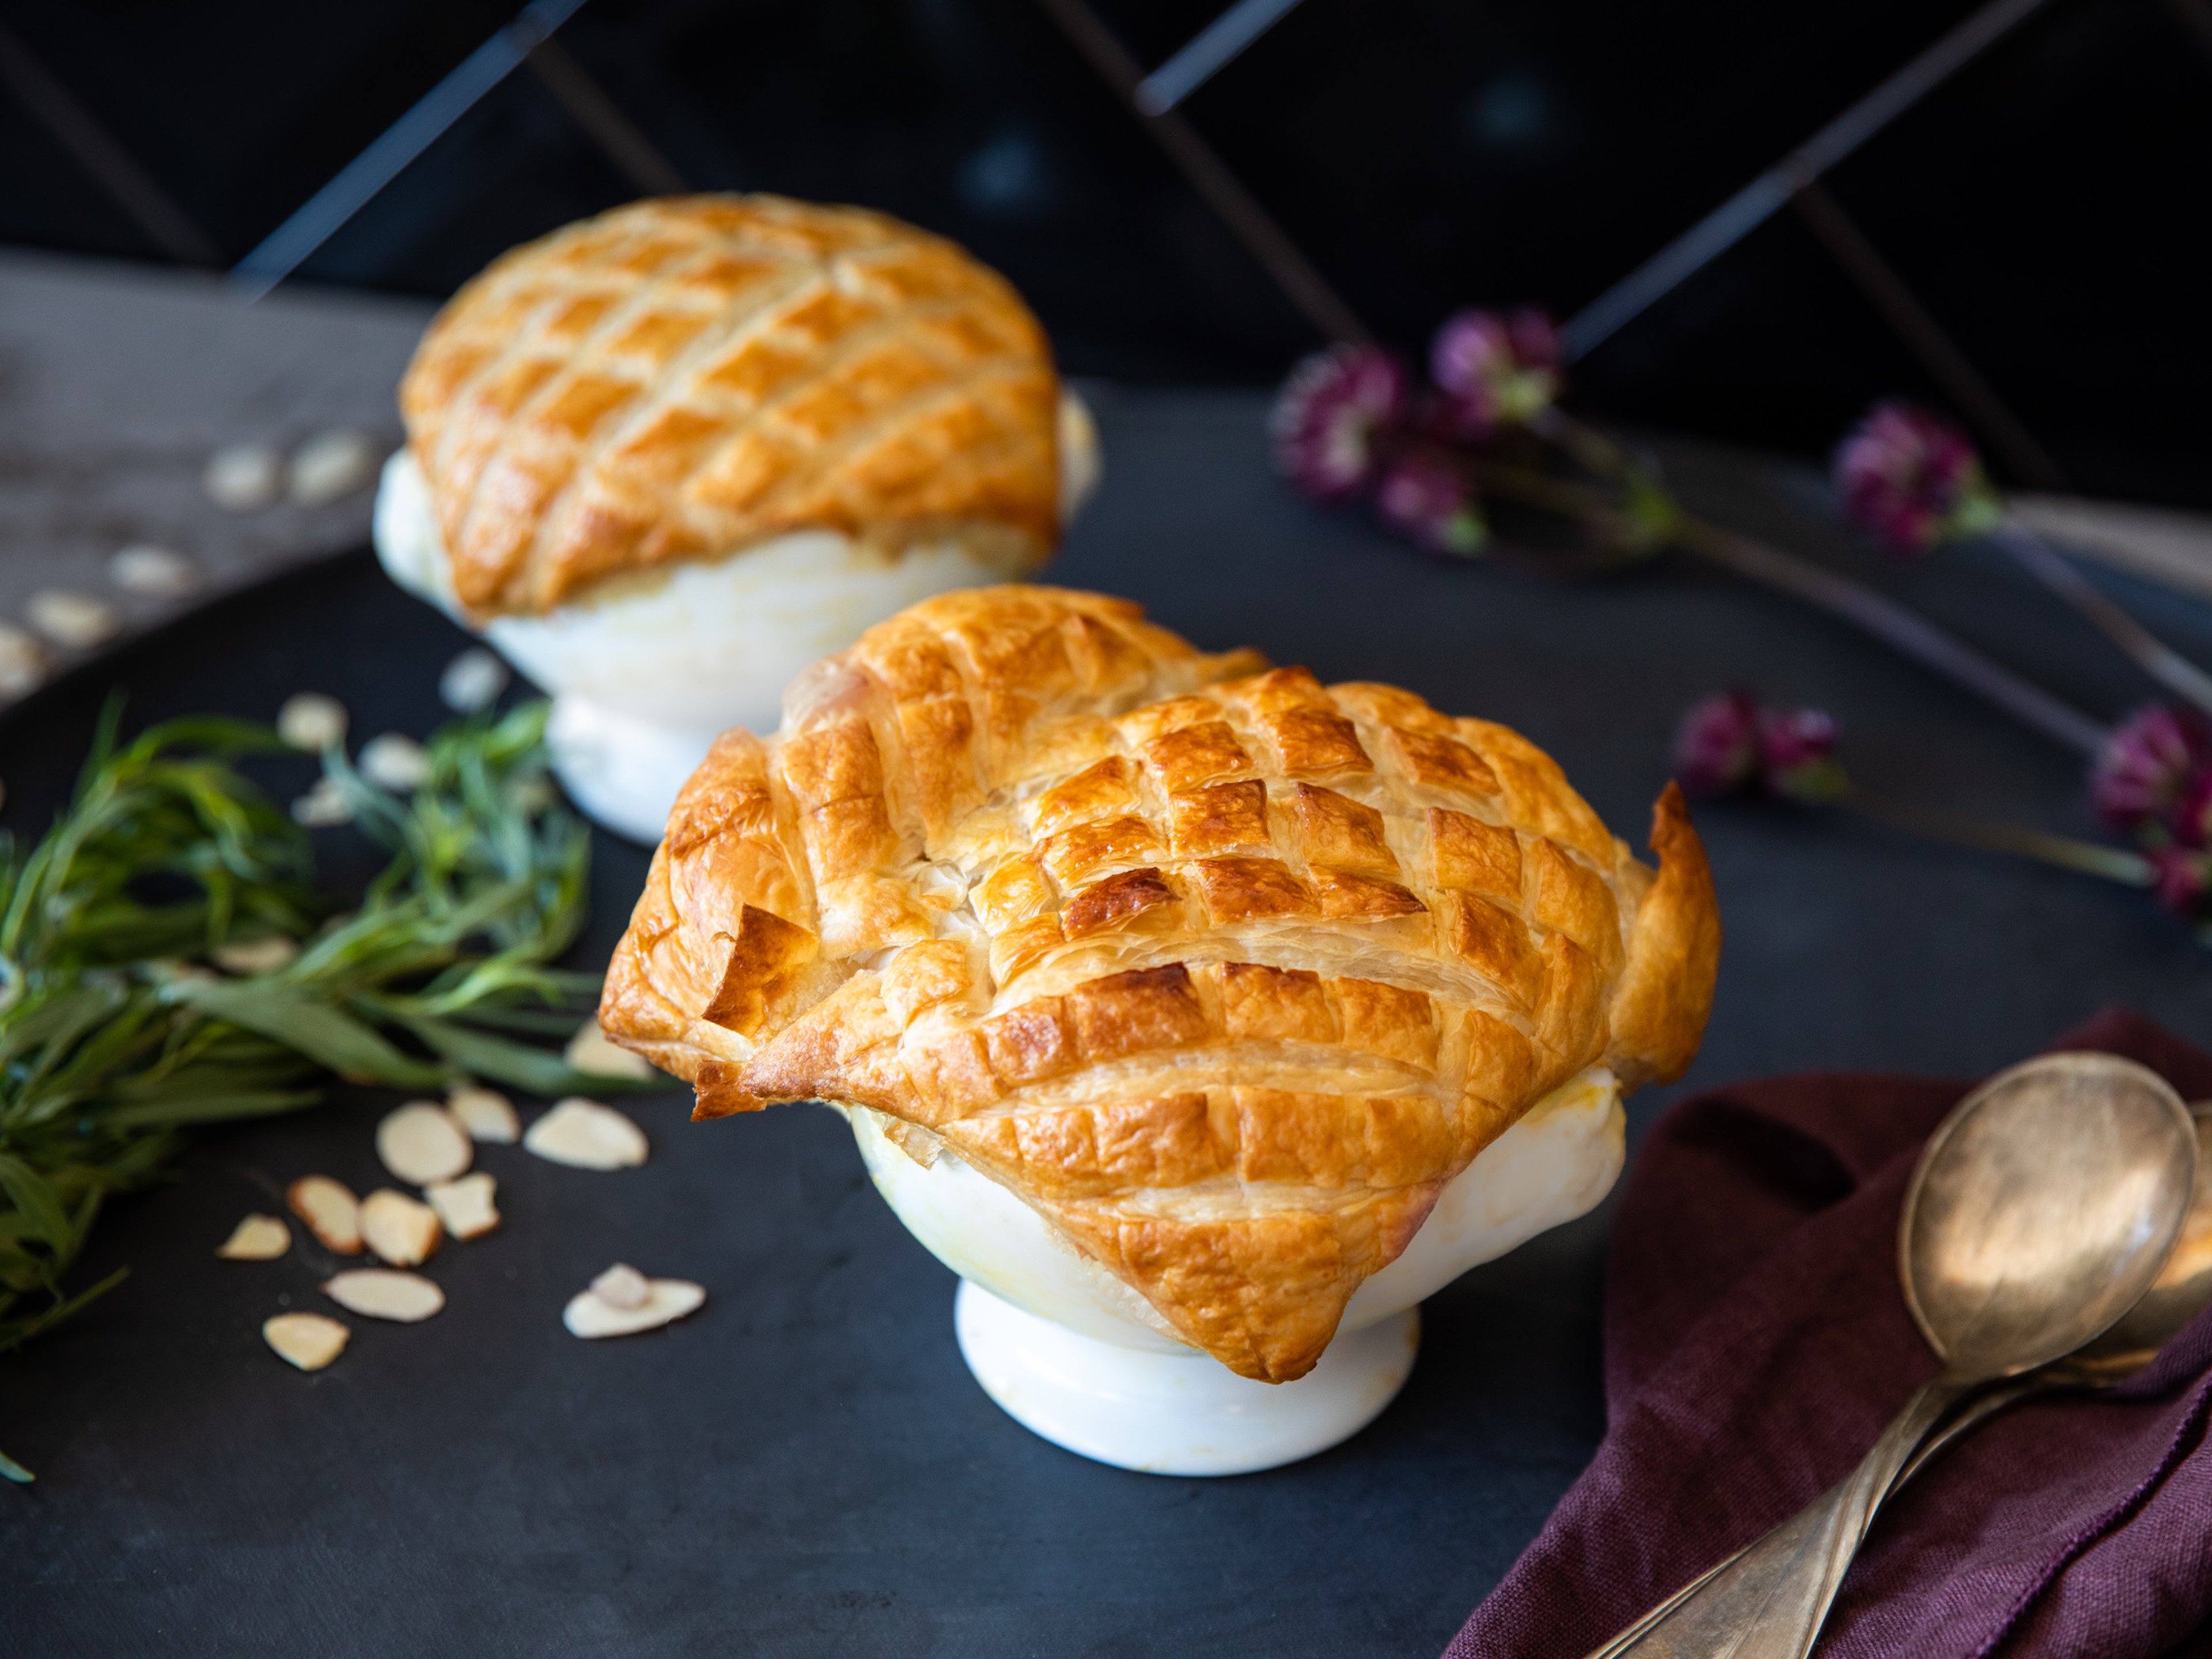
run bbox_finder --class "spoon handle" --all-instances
[1889,1377,2043,1491]
[1581,1377,2017,1659]
[1590,1376,1971,1659]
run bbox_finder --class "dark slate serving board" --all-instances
[4,391,2210,1657]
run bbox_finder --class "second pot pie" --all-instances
[601,586,1721,1381]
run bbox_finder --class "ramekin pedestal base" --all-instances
[952,1279,1419,1476]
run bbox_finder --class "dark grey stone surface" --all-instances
[2,387,2208,1657]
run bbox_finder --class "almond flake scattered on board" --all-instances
[264,1312,349,1372]
[217,1214,291,1260]
[0,621,50,699]
[425,1172,499,1240]
[109,543,198,599]
[360,1188,442,1267]
[211,934,300,975]
[26,589,122,650]
[563,1019,655,1081]
[286,1176,362,1254]
[440,647,509,713]
[323,1269,445,1323]
[376,1102,472,1185]
[290,777,353,828]
[563,1276,705,1339]
[524,1098,649,1171]
[276,692,349,752]
[590,1263,650,1310]
[447,1085,519,1143]
[204,442,282,512]
[358,733,431,792]
[289,429,381,506]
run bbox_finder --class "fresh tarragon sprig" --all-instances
[1,699,617,1478]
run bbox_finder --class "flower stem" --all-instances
[1842,787,2155,885]
[1672,520,2109,756]
[1994,522,2212,719]
[1528,407,2111,754]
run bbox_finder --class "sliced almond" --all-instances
[217,1213,291,1260]
[360,1188,442,1266]
[322,1268,444,1323]
[425,1172,499,1240]
[563,1278,705,1339]
[446,1085,519,1144]
[289,429,380,507]
[110,543,198,599]
[590,1262,650,1310]
[358,733,430,792]
[276,692,348,752]
[204,442,282,512]
[439,647,509,713]
[564,1020,656,1081]
[27,589,121,650]
[264,1312,349,1371]
[376,1101,472,1185]
[211,934,299,975]
[524,1098,649,1171]
[285,1175,362,1254]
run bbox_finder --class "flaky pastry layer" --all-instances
[600,586,1721,1380]
[399,195,1062,617]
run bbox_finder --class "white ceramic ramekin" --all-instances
[373,393,1100,843]
[851,1067,1626,1474]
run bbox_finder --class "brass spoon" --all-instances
[1588,1052,2198,1659]
[1890,1098,2212,1480]
[1588,1097,2212,1659]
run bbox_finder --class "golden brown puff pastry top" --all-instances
[397,195,1062,618]
[600,586,1721,1382]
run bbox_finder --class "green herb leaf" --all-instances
[1,697,609,1419]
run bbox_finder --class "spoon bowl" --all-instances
[2064,1102,2212,1377]
[1900,1052,2199,1380]
[1596,1052,2201,1659]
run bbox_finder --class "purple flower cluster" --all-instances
[1429,308,1561,441]
[1832,402,2003,556]
[1673,690,1846,804]
[1269,346,1409,506]
[1270,308,1567,559]
[2090,704,2212,914]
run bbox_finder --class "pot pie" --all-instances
[601,586,1721,1381]
[374,194,1098,763]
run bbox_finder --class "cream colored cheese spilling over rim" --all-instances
[374,389,1103,740]
[852,1065,1626,1357]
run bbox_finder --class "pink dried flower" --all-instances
[2171,771,2212,850]
[1675,691,1847,801]
[1270,346,1410,503]
[1832,402,2003,555]
[1374,453,1487,556]
[1429,307,1561,439]
[2147,847,2210,917]
[1758,706,1847,803]
[1672,691,1763,797]
[2090,704,2212,832]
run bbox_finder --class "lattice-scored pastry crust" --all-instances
[601,586,1721,1381]
[399,195,1061,617]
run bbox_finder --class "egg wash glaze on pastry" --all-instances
[376,194,1097,838]
[601,586,1722,1383]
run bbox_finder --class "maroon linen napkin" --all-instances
[1445,1009,2212,1659]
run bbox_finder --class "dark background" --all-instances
[2,0,2208,505]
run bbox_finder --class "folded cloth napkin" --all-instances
[1446,1009,2212,1659]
